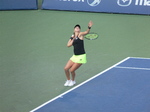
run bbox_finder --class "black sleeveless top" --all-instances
[72,37,85,55]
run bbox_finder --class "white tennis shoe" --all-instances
[64,80,76,86]
[68,80,76,86]
[64,80,71,86]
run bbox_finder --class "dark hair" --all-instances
[74,24,81,29]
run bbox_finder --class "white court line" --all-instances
[30,57,130,112]
[115,57,150,70]
[115,66,150,71]
[130,57,150,60]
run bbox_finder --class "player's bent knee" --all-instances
[70,69,75,73]
[64,67,69,71]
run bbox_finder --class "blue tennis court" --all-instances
[30,57,150,112]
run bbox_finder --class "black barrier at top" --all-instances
[0,0,37,10]
[42,0,150,15]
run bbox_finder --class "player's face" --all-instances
[74,27,80,32]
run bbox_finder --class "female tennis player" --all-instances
[64,21,93,86]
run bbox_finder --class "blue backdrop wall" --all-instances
[42,0,150,15]
[0,0,37,10]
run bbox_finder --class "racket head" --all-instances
[84,32,99,40]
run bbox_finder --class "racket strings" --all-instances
[85,33,98,40]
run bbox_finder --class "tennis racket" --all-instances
[84,32,99,40]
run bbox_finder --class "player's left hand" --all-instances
[88,21,93,27]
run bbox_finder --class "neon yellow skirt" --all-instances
[70,54,87,64]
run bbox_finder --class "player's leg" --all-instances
[64,60,74,80]
[70,63,82,81]
[64,60,75,86]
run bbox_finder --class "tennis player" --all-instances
[64,21,93,86]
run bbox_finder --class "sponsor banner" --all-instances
[42,0,150,15]
[0,0,37,10]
